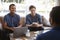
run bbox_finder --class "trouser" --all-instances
[3,29,13,40]
[28,27,44,31]
[0,29,11,40]
[0,30,2,40]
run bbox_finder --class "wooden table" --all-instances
[10,27,52,40]
[10,31,42,40]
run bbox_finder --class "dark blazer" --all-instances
[36,26,60,40]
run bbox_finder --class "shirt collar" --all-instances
[30,13,37,17]
[8,13,16,17]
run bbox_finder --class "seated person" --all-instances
[3,4,22,40]
[36,6,60,40]
[26,5,43,31]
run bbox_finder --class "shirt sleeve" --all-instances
[38,15,42,24]
[17,15,20,22]
[4,16,7,23]
[26,16,31,24]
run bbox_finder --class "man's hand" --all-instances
[18,25,22,28]
[26,24,32,27]
[10,27,15,31]
[32,23,43,27]
[32,23,38,27]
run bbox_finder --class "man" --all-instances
[26,5,43,31]
[36,6,60,40]
[3,4,22,40]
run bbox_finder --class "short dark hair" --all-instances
[9,4,15,9]
[29,5,36,10]
[50,6,60,24]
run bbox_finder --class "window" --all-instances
[1,0,24,3]
[0,0,56,19]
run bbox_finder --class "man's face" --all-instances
[30,8,36,15]
[9,6,16,14]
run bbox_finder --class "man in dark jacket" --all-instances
[36,6,60,40]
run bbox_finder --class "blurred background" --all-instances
[0,0,60,40]
[0,0,59,20]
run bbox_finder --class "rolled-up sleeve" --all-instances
[4,16,7,23]
[17,15,20,22]
[26,16,30,24]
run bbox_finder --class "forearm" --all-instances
[3,26,14,31]
[38,24,43,27]
[3,22,14,31]
[18,21,23,27]
[26,24,32,27]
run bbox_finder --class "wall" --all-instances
[56,0,60,6]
